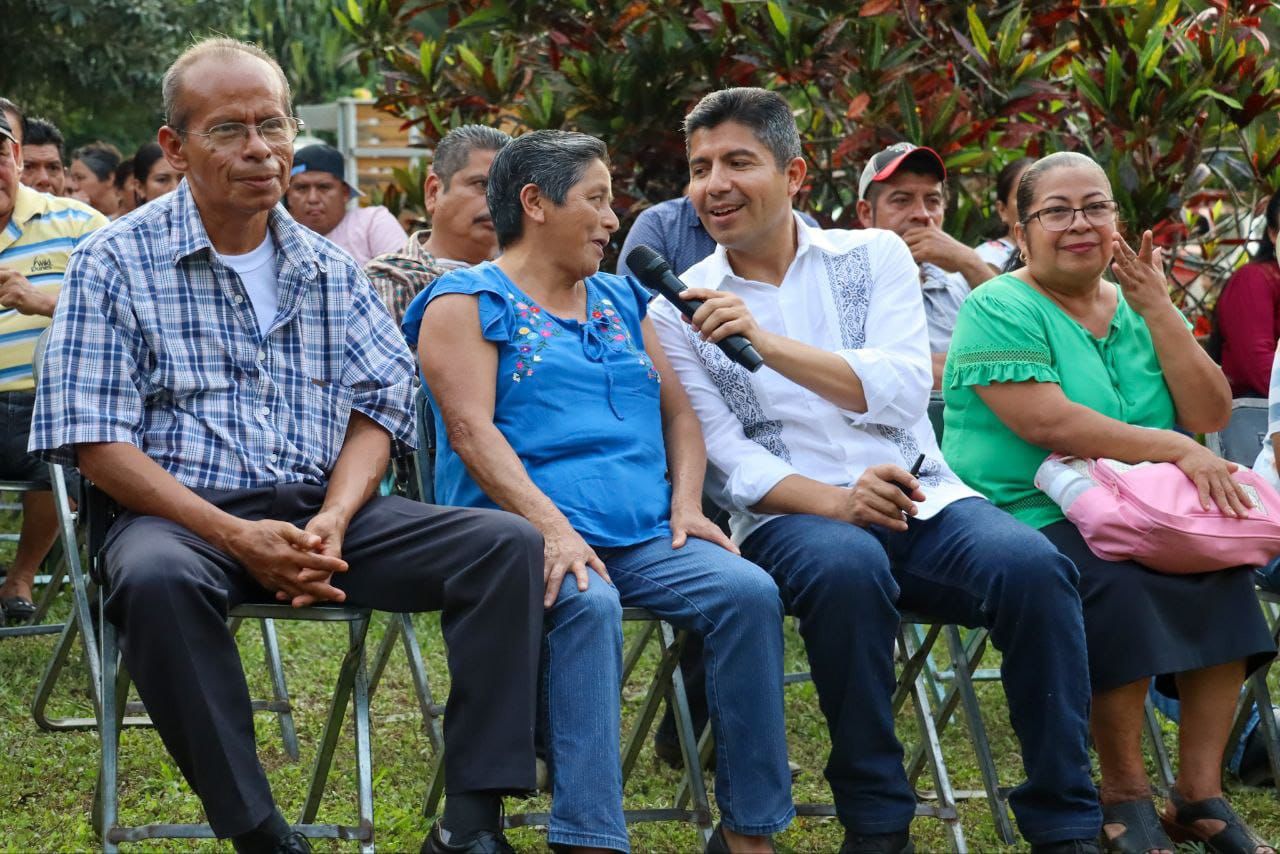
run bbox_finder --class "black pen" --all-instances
[898,453,926,497]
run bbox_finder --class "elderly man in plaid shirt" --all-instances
[30,39,543,854]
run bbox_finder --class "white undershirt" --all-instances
[218,235,279,336]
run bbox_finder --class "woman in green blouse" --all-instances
[942,152,1275,854]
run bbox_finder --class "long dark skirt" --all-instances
[1040,520,1276,697]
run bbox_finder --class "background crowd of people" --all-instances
[0,30,1278,854]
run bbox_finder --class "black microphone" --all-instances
[625,245,764,373]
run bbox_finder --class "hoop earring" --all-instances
[1019,250,1028,262]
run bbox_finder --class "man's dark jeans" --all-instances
[740,497,1101,844]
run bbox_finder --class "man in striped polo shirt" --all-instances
[0,110,106,624]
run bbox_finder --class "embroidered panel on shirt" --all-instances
[684,324,790,462]
[873,424,945,488]
[823,246,873,350]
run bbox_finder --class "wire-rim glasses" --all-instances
[1024,200,1119,232]
[177,116,304,148]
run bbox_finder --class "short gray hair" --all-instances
[433,125,510,190]
[486,130,608,249]
[683,87,801,170]
[162,38,291,131]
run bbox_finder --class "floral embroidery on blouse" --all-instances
[591,298,659,382]
[502,291,659,384]
[509,291,560,382]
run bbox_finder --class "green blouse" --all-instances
[941,273,1178,529]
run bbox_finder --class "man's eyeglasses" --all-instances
[178,116,304,148]
[1024,200,1119,232]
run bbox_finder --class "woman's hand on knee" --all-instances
[540,521,610,608]
[669,502,739,555]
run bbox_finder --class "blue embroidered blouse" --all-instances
[402,261,671,547]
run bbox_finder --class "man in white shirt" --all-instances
[650,87,1101,854]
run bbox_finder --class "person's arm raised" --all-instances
[76,442,348,602]
[902,226,996,288]
[418,292,608,607]
[1111,231,1231,433]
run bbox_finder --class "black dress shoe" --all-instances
[420,822,515,854]
[840,829,914,854]
[272,831,312,854]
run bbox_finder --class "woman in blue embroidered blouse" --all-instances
[404,131,793,854]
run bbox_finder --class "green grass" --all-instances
[1,528,1277,851]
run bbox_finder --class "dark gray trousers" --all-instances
[102,482,544,837]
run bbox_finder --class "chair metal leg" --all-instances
[620,623,683,781]
[259,618,301,761]
[33,464,111,729]
[1246,667,1280,799]
[95,617,121,854]
[31,545,66,625]
[621,619,657,684]
[423,751,447,819]
[1143,696,1176,792]
[906,631,966,854]
[946,625,1015,846]
[367,611,401,696]
[302,613,372,826]
[661,623,713,844]
[369,614,444,754]
[350,618,375,853]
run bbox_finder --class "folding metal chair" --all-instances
[1225,587,1280,797]
[96,603,375,853]
[0,477,72,640]
[71,483,377,852]
[418,609,713,844]
[667,614,977,852]
[1203,396,1280,794]
[31,469,307,753]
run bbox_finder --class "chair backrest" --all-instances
[413,384,437,504]
[927,391,945,445]
[32,327,51,384]
[1206,397,1269,466]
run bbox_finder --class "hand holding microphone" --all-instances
[625,245,765,373]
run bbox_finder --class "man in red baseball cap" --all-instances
[857,142,997,386]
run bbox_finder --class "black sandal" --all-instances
[1,595,36,624]
[1160,790,1274,854]
[1100,799,1174,854]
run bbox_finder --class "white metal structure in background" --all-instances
[296,98,425,200]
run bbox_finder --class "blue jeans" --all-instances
[541,536,794,851]
[740,497,1101,844]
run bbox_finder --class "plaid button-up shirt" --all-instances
[30,181,417,490]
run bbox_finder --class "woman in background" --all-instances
[67,141,122,218]
[976,157,1033,273]
[1214,188,1280,397]
[132,142,182,203]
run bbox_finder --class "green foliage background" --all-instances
[342,0,1280,251]
[0,0,373,152]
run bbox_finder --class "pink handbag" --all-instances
[1034,454,1280,574]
